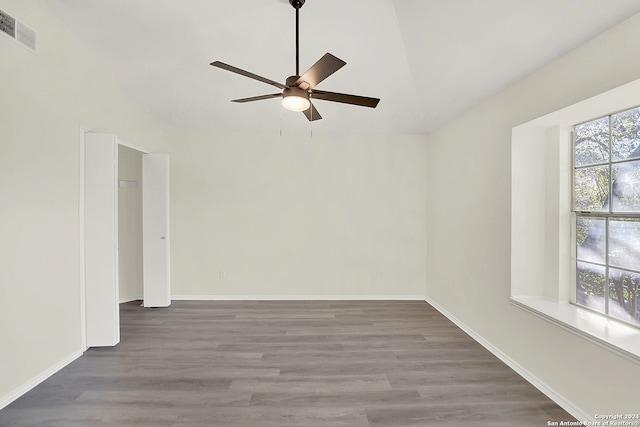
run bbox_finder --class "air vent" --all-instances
[16,20,36,51]
[0,9,16,39]
[0,9,36,53]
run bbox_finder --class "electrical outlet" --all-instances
[219,270,225,279]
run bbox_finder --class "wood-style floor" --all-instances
[1,300,575,426]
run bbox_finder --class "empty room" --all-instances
[1,0,640,426]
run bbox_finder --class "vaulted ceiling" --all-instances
[48,0,640,134]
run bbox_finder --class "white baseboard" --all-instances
[0,349,84,411]
[119,295,142,303]
[171,294,426,301]
[424,295,590,423]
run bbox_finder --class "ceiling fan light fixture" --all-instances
[282,87,310,112]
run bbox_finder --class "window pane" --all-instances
[611,107,640,161]
[576,217,605,264]
[575,117,609,167]
[611,159,640,212]
[608,268,640,325]
[576,261,606,314]
[574,166,610,211]
[609,219,640,271]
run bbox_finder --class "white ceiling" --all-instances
[47,0,640,135]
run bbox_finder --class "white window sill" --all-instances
[510,296,640,364]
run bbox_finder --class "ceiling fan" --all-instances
[210,0,380,122]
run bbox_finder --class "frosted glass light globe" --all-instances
[282,87,311,112]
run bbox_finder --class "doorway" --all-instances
[81,131,170,348]
[118,145,143,303]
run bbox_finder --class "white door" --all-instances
[84,133,120,346]
[143,154,171,307]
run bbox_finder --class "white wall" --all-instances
[425,13,640,417]
[0,0,167,404]
[168,130,427,298]
[118,145,143,302]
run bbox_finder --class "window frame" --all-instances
[572,107,640,329]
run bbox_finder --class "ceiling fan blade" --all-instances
[295,53,346,89]
[231,93,282,103]
[302,103,322,121]
[210,61,286,90]
[311,90,380,108]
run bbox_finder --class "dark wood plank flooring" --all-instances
[0,301,575,426]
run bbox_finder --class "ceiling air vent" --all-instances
[0,9,16,39]
[0,9,36,53]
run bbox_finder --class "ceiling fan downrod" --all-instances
[289,0,305,76]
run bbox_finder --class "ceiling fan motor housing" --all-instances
[286,75,302,87]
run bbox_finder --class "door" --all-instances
[143,154,171,307]
[84,133,120,346]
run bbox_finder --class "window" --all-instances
[574,106,640,327]
[511,79,640,362]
